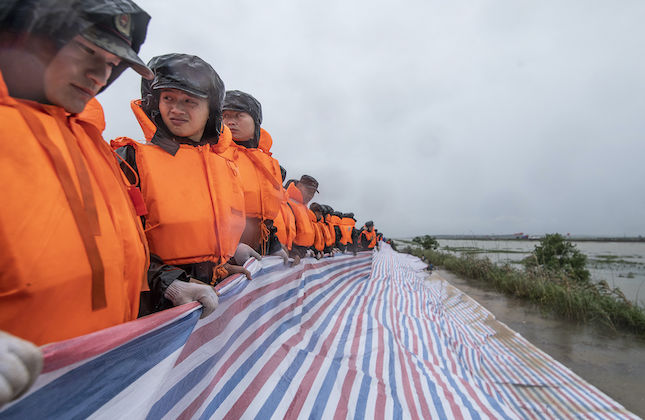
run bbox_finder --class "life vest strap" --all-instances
[14,103,106,310]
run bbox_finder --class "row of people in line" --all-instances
[0,0,384,407]
[109,53,383,316]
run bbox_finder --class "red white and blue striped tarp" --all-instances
[1,244,637,419]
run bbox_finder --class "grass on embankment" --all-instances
[409,248,645,337]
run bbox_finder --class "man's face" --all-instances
[297,182,317,205]
[158,88,210,141]
[43,35,121,113]
[222,110,255,141]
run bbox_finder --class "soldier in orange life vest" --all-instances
[221,91,288,263]
[311,203,336,257]
[359,220,378,251]
[286,175,320,264]
[330,211,344,250]
[309,202,326,259]
[339,212,359,255]
[0,0,152,406]
[273,166,296,252]
[320,205,337,256]
[113,54,255,316]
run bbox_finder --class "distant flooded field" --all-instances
[437,239,645,308]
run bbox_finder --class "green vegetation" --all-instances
[406,246,645,336]
[412,235,439,250]
[590,255,643,266]
[523,233,590,283]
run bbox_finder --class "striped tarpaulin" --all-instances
[1,244,637,419]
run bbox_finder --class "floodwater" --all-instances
[438,239,645,308]
[436,269,645,417]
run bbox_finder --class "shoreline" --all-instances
[430,236,645,243]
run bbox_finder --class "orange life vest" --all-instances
[229,128,282,221]
[312,219,325,251]
[327,214,341,245]
[0,73,148,345]
[320,220,334,248]
[362,228,377,249]
[286,183,315,247]
[339,217,356,245]
[273,188,296,250]
[112,101,245,267]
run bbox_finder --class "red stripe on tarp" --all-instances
[374,274,387,420]
[178,262,370,420]
[333,263,380,420]
[397,276,430,420]
[226,269,368,420]
[387,277,420,420]
[281,270,369,420]
[176,258,359,366]
[42,302,200,373]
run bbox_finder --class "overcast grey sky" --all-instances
[99,0,645,238]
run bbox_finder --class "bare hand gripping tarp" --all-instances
[1,245,637,419]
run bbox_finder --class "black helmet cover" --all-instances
[141,53,225,143]
[222,89,262,146]
[0,0,152,90]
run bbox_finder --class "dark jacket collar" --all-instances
[151,131,217,156]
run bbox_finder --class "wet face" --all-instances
[43,35,121,113]
[297,182,317,205]
[158,88,210,141]
[222,110,255,141]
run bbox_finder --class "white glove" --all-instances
[0,331,43,408]
[271,247,289,265]
[164,280,219,319]
[233,243,262,265]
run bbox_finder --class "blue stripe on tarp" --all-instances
[248,267,371,420]
[147,258,370,419]
[428,322,485,418]
[309,270,371,416]
[382,278,404,420]
[483,341,592,419]
[355,270,381,420]
[204,266,371,420]
[408,315,450,419]
[218,258,309,301]
[1,309,200,420]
